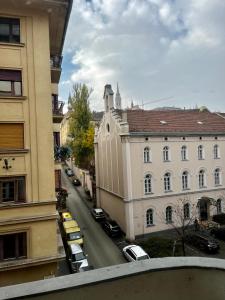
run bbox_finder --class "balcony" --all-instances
[0,257,225,299]
[50,55,62,83]
[52,95,64,123]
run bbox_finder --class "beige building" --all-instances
[60,111,72,146]
[0,0,72,286]
[95,85,225,240]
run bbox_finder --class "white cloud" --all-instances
[62,0,225,112]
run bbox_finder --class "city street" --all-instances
[61,170,126,270]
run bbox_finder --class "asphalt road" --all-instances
[61,170,126,269]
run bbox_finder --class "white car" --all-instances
[122,245,150,262]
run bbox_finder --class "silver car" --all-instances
[122,245,150,262]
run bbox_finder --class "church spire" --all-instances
[115,82,121,109]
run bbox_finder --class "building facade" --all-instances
[0,0,72,286]
[95,85,225,240]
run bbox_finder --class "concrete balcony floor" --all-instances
[0,257,225,300]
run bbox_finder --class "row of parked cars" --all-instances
[91,207,150,262]
[60,211,90,273]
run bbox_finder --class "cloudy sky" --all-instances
[59,0,225,112]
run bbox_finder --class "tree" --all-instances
[69,84,94,169]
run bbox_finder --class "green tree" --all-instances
[69,84,94,169]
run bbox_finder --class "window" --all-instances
[181,145,187,160]
[199,170,206,188]
[164,172,171,192]
[163,146,169,161]
[0,17,20,43]
[146,209,154,226]
[214,168,221,186]
[182,171,189,190]
[166,206,172,223]
[0,69,22,96]
[214,145,220,159]
[0,177,26,203]
[144,174,152,194]
[216,199,222,214]
[198,145,204,160]
[53,131,60,148]
[0,123,24,149]
[183,203,190,219]
[144,147,150,163]
[0,232,27,260]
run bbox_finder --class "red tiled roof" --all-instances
[126,109,225,134]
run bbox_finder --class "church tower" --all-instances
[103,84,114,112]
[115,83,122,109]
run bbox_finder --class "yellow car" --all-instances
[63,220,78,230]
[61,212,73,222]
[66,227,84,247]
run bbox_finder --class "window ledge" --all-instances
[166,221,173,224]
[144,192,154,196]
[0,149,29,154]
[0,95,27,100]
[0,42,25,48]
[215,184,222,187]
[182,188,190,191]
[146,224,155,227]
[144,161,152,164]
[181,159,189,161]
[163,160,171,162]
[164,190,173,193]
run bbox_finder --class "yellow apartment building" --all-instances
[0,0,72,286]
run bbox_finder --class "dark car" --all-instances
[65,168,74,177]
[211,228,225,241]
[73,178,81,186]
[185,233,219,253]
[101,220,121,237]
[91,208,106,221]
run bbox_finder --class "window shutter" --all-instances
[0,69,21,81]
[0,123,24,149]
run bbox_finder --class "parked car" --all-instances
[65,168,74,177]
[122,245,150,262]
[211,228,225,241]
[67,243,89,273]
[101,220,121,237]
[61,211,73,222]
[91,208,106,221]
[185,233,219,253]
[73,178,81,186]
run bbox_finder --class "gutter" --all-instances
[120,131,225,137]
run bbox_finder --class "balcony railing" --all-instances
[50,55,63,69]
[52,101,64,116]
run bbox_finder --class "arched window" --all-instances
[164,172,171,192]
[163,146,169,161]
[213,144,220,159]
[146,209,154,226]
[181,145,187,160]
[198,145,204,160]
[144,147,150,163]
[183,203,190,219]
[144,174,152,194]
[216,199,222,214]
[214,168,221,186]
[182,171,189,190]
[166,206,172,223]
[199,169,206,188]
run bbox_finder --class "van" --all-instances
[67,243,89,273]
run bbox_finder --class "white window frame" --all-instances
[144,147,150,163]
[182,171,189,190]
[164,172,171,192]
[163,146,170,162]
[144,174,152,194]
[198,145,204,160]
[214,168,221,186]
[166,206,172,223]
[214,144,220,159]
[199,169,206,188]
[181,145,187,161]
[146,209,154,226]
[183,203,190,219]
